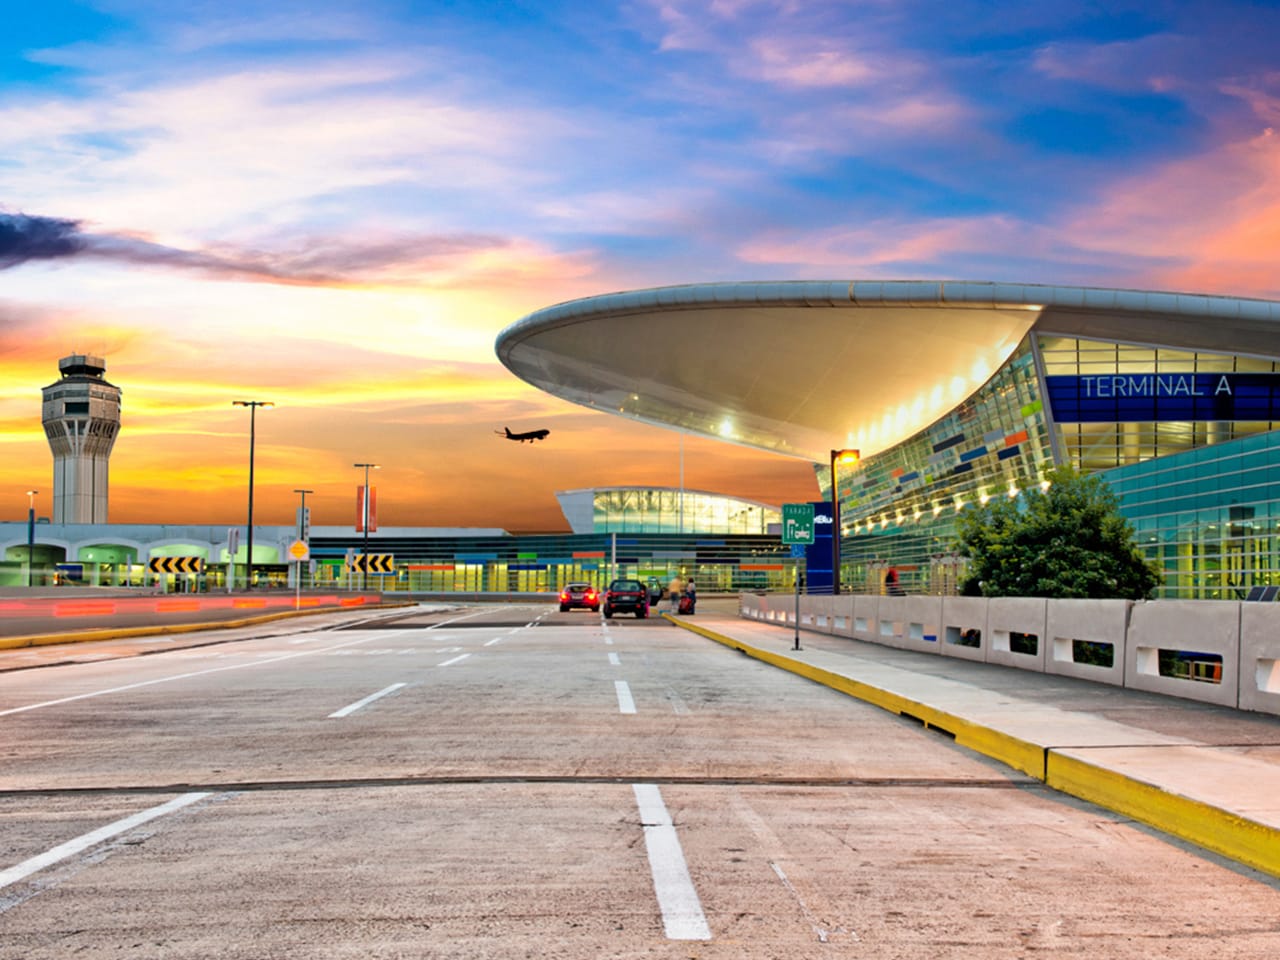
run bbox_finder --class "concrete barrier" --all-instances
[852,594,879,642]
[807,596,835,634]
[1045,599,1131,687]
[875,595,909,648]
[985,597,1047,671]
[831,595,855,638]
[899,595,944,654]
[1127,601,1240,708]
[1240,604,1280,716]
[941,596,988,662]
[737,592,1277,717]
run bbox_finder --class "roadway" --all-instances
[2,601,1279,957]
[0,589,392,643]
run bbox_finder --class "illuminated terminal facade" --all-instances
[11,281,1280,600]
[498,281,1280,600]
[0,491,790,594]
[556,487,780,535]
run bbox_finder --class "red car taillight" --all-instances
[559,591,568,601]
[586,591,596,600]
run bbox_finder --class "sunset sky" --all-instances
[4,1,1280,532]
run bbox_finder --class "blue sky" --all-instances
[3,0,1279,529]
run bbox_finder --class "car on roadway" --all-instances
[559,582,599,613]
[603,579,650,619]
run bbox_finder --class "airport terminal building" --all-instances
[0,488,789,595]
[8,281,1280,600]
[498,281,1280,600]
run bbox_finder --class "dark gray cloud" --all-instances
[0,211,507,287]
[0,213,87,267]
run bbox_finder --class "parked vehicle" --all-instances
[559,582,599,613]
[604,579,649,618]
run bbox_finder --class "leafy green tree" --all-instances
[954,466,1162,600]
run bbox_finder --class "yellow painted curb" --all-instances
[0,601,415,652]
[666,614,1280,879]
[665,615,1045,778]
[1047,751,1280,879]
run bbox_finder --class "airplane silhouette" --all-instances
[496,426,551,443]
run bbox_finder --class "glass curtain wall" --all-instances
[308,532,792,595]
[830,337,1053,595]
[590,489,780,535]
[831,333,1280,598]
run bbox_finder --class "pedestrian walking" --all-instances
[668,575,684,613]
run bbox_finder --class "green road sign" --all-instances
[782,503,815,545]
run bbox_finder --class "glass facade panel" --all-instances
[827,333,1280,599]
[588,489,781,535]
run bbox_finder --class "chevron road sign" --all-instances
[148,556,204,574]
[352,553,395,575]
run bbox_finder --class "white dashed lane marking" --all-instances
[633,784,711,941]
[328,683,407,719]
[614,680,636,714]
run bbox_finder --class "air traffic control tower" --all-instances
[41,354,121,523]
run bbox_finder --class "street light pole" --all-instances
[25,489,38,588]
[293,488,313,589]
[830,449,860,595]
[233,400,273,590]
[354,463,380,591]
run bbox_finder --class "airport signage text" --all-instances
[1046,373,1280,423]
[782,503,815,545]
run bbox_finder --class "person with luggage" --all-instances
[680,579,697,615]
[667,575,684,613]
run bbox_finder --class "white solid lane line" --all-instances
[0,792,212,892]
[614,680,636,714]
[0,632,417,718]
[438,653,471,667]
[328,683,407,719]
[632,784,711,941]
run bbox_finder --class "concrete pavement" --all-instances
[666,600,1280,881]
[5,592,1278,880]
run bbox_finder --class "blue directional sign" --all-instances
[1045,373,1280,423]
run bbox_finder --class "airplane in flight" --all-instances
[496,426,551,443]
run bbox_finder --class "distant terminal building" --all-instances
[0,492,791,593]
[41,354,121,524]
[498,280,1280,600]
[556,487,780,535]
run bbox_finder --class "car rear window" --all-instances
[611,580,643,591]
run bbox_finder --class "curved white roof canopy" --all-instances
[496,281,1280,463]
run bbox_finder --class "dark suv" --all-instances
[603,579,649,619]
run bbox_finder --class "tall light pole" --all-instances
[294,488,313,589]
[25,489,38,588]
[830,449,860,595]
[293,489,314,535]
[354,463,380,591]
[233,400,273,590]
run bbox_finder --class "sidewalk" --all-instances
[665,603,1280,881]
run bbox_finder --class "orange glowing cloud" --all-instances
[1059,92,1280,298]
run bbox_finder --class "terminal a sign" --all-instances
[1045,373,1280,423]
